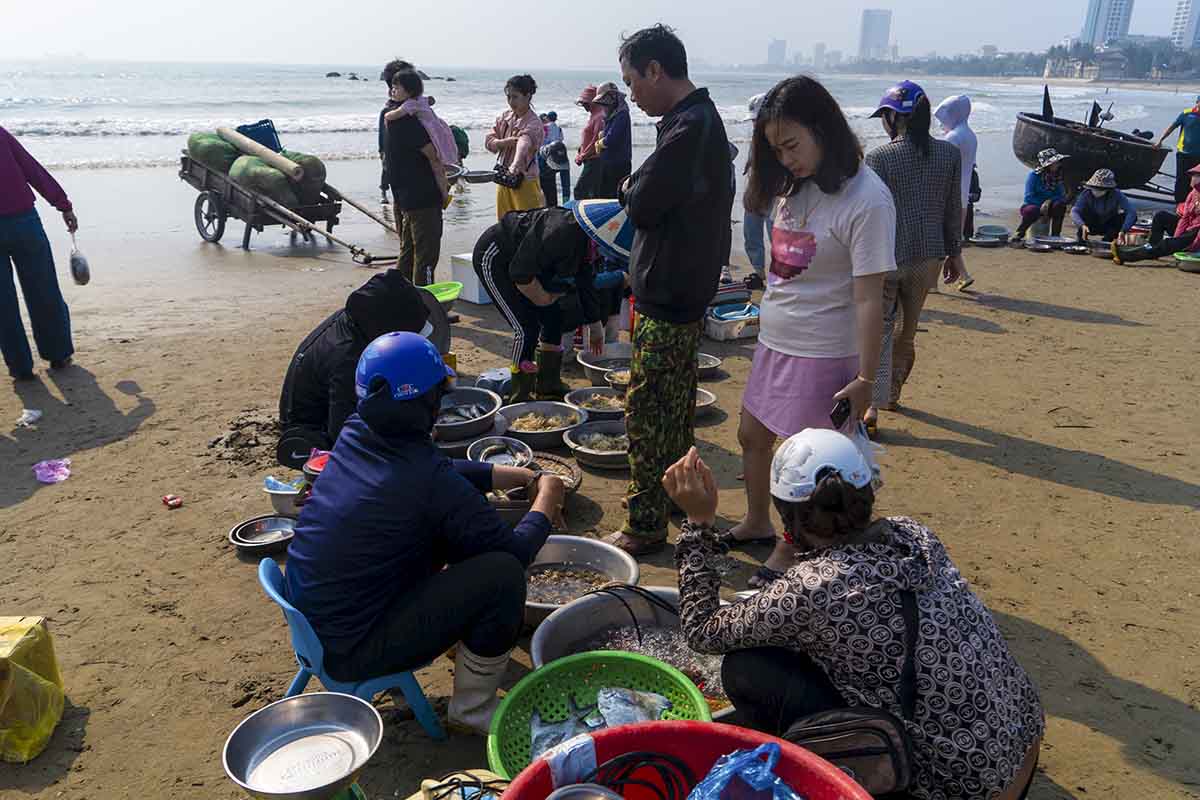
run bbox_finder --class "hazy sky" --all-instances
[1,0,1184,67]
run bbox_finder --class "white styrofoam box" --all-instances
[450,252,491,305]
[705,310,760,341]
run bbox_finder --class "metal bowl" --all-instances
[1034,234,1076,248]
[435,387,502,442]
[229,515,296,555]
[577,341,633,386]
[564,387,625,421]
[1090,241,1115,259]
[694,387,717,418]
[263,488,304,517]
[525,535,640,626]
[461,169,497,184]
[532,585,680,667]
[466,436,533,468]
[1027,243,1053,253]
[498,401,587,450]
[223,692,383,800]
[968,236,1004,248]
[697,353,722,379]
[604,369,630,395]
[563,420,628,471]
[435,415,509,459]
[976,224,1011,239]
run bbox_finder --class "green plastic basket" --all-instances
[486,650,712,779]
[423,281,463,307]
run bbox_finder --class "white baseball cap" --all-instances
[770,428,875,502]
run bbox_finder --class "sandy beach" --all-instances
[2,163,1199,800]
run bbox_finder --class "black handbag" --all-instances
[783,591,919,796]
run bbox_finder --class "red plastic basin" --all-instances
[503,721,870,800]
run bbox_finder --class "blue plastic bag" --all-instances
[687,743,806,800]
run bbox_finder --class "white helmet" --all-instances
[748,93,767,119]
[770,428,875,502]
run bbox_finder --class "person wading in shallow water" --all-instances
[604,24,733,556]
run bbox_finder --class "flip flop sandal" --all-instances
[957,278,975,291]
[748,566,784,589]
[716,530,777,548]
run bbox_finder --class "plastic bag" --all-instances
[687,743,806,800]
[0,617,65,763]
[595,687,671,727]
[842,420,883,492]
[32,459,71,484]
[531,697,601,758]
[69,234,90,286]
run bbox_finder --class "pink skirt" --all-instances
[742,343,859,438]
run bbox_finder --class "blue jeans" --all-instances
[0,209,73,377]
[743,210,772,275]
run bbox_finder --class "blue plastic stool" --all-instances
[257,558,446,740]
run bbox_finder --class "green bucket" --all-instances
[486,651,712,779]
[423,281,463,309]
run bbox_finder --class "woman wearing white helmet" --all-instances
[665,434,1043,800]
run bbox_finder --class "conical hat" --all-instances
[571,199,634,263]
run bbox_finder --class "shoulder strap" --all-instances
[899,590,919,721]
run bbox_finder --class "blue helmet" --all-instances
[870,80,926,118]
[355,331,455,402]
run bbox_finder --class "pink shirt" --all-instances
[576,109,605,166]
[0,126,71,217]
[486,109,544,179]
[397,97,461,167]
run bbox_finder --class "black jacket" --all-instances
[496,207,605,325]
[278,270,430,442]
[621,89,733,324]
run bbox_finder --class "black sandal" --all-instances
[716,530,778,549]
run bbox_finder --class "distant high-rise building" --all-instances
[1172,0,1200,48]
[814,42,827,71]
[858,9,892,61]
[1081,0,1134,47]
[890,44,900,61]
[767,39,787,67]
[982,44,999,58]
[828,50,843,66]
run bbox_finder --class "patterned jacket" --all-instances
[866,138,963,268]
[676,518,1044,800]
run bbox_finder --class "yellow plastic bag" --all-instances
[0,617,65,762]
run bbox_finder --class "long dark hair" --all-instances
[744,76,862,215]
[885,94,933,157]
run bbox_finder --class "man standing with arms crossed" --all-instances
[605,24,734,555]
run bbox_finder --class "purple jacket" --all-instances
[0,126,72,217]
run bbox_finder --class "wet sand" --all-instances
[2,167,1199,799]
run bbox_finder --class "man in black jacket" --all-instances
[607,24,734,555]
[276,270,432,468]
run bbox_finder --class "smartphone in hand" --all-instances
[830,398,851,429]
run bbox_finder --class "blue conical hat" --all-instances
[571,199,634,263]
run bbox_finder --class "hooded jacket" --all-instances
[621,88,734,324]
[496,206,605,324]
[934,95,978,208]
[278,270,430,446]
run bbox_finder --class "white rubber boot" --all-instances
[447,645,511,735]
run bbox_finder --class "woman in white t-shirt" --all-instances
[728,76,897,585]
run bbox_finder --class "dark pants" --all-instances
[1075,209,1125,242]
[1175,152,1200,203]
[963,203,975,239]
[574,160,602,200]
[595,159,631,200]
[380,159,390,194]
[539,157,559,207]
[0,209,73,379]
[1016,201,1067,236]
[722,648,847,736]
[473,229,563,366]
[1124,210,1199,262]
[324,551,526,682]
[396,206,443,287]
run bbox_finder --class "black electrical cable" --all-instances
[582,585,681,645]
[424,771,510,800]
[579,750,697,800]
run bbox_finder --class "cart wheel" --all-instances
[194,191,226,242]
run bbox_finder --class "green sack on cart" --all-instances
[229,155,299,208]
[187,132,240,174]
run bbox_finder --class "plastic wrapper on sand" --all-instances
[0,617,65,762]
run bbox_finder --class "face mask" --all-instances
[1090,188,1108,198]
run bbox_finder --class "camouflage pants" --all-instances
[622,317,700,541]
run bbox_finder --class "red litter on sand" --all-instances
[162,494,183,509]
